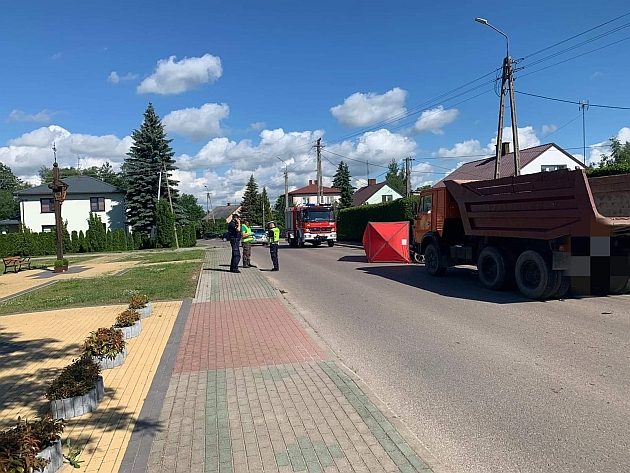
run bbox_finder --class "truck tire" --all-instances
[515,250,551,300]
[556,275,571,299]
[312,241,322,247]
[424,243,447,276]
[477,246,508,290]
[327,240,335,247]
[542,270,563,299]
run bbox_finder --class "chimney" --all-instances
[368,178,376,186]
[309,180,313,185]
[501,142,510,156]
[226,203,231,206]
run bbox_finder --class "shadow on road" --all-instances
[355,264,532,304]
[338,255,368,263]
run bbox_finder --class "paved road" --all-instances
[251,243,630,473]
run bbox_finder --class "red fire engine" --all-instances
[285,204,337,247]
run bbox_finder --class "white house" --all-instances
[435,142,586,186]
[288,180,341,206]
[352,179,403,206]
[15,176,126,233]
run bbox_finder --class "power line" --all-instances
[516,90,630,110]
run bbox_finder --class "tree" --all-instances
[240,175,260,224]
[332,161,354,209]
[38,163,126,189]
[124,103,179,236]
[0,163,29,220]
[259,187,272,226]
[273,195,286,229]
[86,213,107,252]
[179,194,205,226]
[155,199,176,248]
[385,159,406,196]
[598,137,630,168]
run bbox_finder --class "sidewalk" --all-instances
[119,247,436,473]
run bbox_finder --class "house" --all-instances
[14,176,126,233]
[435,142,586,186]
[0,219,20,234]
[288,180,341,206]
[202,203,242,223]
[352,179,403,206]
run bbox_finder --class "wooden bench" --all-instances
[2,256,31,274]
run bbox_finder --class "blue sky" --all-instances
[1,0,629,205]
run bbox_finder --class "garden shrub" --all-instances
[46,357,101,400]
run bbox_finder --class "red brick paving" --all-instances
[174,298,326,372]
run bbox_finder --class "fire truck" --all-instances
[285,204,337,247]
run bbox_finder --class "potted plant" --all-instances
[53,259,64,273]
[0,416,65,473]
[129,293,152,318]
[46,356,104,420]
[113,309,141,339]
[83,327,127,370]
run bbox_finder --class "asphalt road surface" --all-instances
[251,243,630,473]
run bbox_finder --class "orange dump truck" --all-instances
[413,169,630,299]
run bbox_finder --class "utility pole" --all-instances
[162,163,179,249]
[315,138,323,204]
[580,100,589,164]
[366,160,370,180]
[404,157,415,197]
[284,167,289,210]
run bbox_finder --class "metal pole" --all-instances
[284,167,289,210]
[316,138,323,204]
[163,163,179,249]
[494,57,509,179]
[507,57,521,175]
[580,100,589,164]
[405,157,414,197]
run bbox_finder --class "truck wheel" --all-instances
[327,240,335,247]
[515,250,551,300]
[542,270,563,299]
[312,241,322,247]
[477,246,507,290]
[556,275,571,299]
[424,243,447,276]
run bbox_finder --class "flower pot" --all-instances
[135,302,153,319]
[119,320,142,339]
[36,439,64,473]
[50,376,104,420]
[93,347,127,370]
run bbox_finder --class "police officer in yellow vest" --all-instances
[267,221,280,271]
[240,218,255,268]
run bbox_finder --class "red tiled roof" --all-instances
[352,182,388,205]
[288,183,341,196]
[434,143,583,187]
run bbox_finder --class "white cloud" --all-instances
[330,87,407,127]
[436,139,485,158]
[108,71,138,84]
[414,106,459,134]
[542,124,557,135]
[7,109,56,123]
[587,126,630,165]
[1,125,131,181]
[249,122,266,131]
[163,103,229,140]
[137,54,222,95]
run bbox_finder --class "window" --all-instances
[541,164,567,172]
[421,195,432,213]
[90,197,105,212]
[40,198,55,213]
[42,225,56,233]
[382,194,393,203]
[302,197,309,204]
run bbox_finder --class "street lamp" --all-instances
[276,157,289,211]
[475,17,509,57]
[204,185,215,225]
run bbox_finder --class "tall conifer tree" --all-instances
[124,103,179,235]
[332,161,354,209]
[258,187,272,226]
[240,175,260,224]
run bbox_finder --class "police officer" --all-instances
[227,213,242,273]
[240,218,255,268]
[267,221,280,271]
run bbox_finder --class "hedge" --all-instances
[586,166,630,178]
[337,197,418,241]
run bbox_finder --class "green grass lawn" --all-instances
[1,255,98,274]
[115,248,205,264]
[0,261,201,316]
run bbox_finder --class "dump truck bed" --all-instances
[444,169,630,240]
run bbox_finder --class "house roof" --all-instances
[434,143,583,186]
[203,204,242,221]
[288,183,340,196]
[352,182,389,206]
[14,176,124,196]
[0,219,19,226]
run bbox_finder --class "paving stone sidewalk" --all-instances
[120,248,435,472]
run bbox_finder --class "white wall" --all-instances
[363,185,403,205]
[521,148,585,175]
[21,193,126,233]
[289,194,341,206]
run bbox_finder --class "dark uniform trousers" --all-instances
[270,243,279,270]
[230,238,241,271]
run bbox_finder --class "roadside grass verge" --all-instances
[0,262,201,316]
[113,248,205,264]
[1,255,98,273]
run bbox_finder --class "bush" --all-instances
[86,213,107,252]
[46,356,101,400]
[114,309,140,328]
[82,327,125,360]
[0,416,65,473]
[128,293,149,309]
[78,231,87,253]
[337,196,418,241]
[586,165,630,178]
[156,199,176,248]
[112,229,127,251]
[70,230,79,253]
